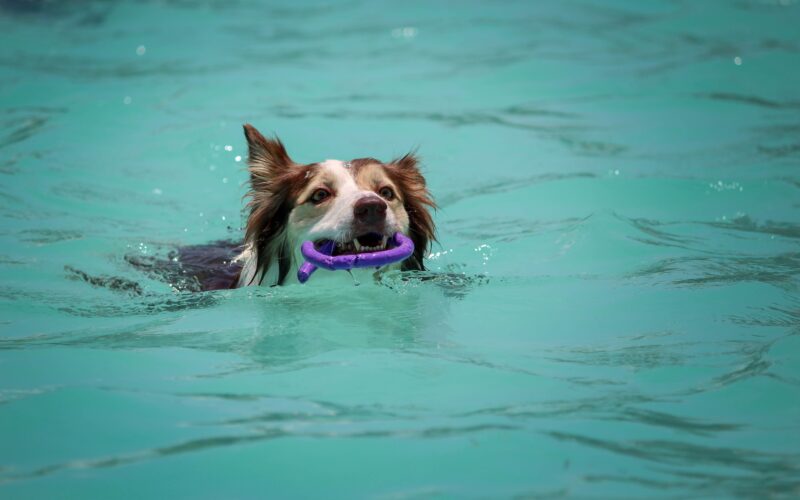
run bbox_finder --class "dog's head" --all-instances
[240,124,436,286]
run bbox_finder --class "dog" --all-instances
[232,124,436,287]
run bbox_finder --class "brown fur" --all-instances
[384,153,437,270]
[243,124,315,285]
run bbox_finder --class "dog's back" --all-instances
[126,240,243,292]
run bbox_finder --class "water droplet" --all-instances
[392,26,418,38]
[224,145,233,151]
[734,56,742,66]
[123,96,132,105]
[234,155,242,162]
[347,270,360,286]
[152,187,162,195]
[136,45,146,56]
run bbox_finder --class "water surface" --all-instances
[1,0,800,497]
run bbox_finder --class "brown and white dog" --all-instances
[233,124,436,287]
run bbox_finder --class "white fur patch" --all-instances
[234,245,261,287]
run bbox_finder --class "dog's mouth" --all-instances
[315,232,391,256]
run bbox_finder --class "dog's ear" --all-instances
[386,152,437,271]
[389,152,431,205]
[243,124,294,186]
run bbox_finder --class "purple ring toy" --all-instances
[297,232,414,283]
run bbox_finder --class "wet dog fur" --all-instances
[233,124,436,287]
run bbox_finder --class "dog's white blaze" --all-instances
[307,159,361,239]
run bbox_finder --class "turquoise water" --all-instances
[2,0,800,497]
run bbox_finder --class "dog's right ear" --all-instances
[243,124,294,186]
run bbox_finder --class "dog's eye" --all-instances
[378,186,395,201]
[310,188,330,204]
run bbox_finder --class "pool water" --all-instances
[2,0,800,497]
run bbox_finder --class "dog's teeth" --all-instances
[353,240,362,252]
[381,236,388,248]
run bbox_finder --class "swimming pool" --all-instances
[1,0,799,497]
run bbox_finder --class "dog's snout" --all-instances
[353,196,387,224]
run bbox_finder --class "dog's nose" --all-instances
[353,196,387,224]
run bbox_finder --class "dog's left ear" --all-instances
[386,152,437,271]
[243,124,294,187]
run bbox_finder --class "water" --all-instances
[2,0,800,497]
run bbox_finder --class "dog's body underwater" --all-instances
[167,125,436,289]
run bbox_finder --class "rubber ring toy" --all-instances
[297,232,414,283]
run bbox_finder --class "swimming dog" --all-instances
[233,124,436,287]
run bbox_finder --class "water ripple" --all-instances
[377,268,490,299]
[546,431,800,497]
[0,422,517,484]
[631,253,800,289]
[0,52,237,79]
[437,173,595,207]
[264,104,625,157]
[697,92,800,110]
[64,265,144,296]
[545,343,693,370]
[617,214,699,249]
[0,114,48,149]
